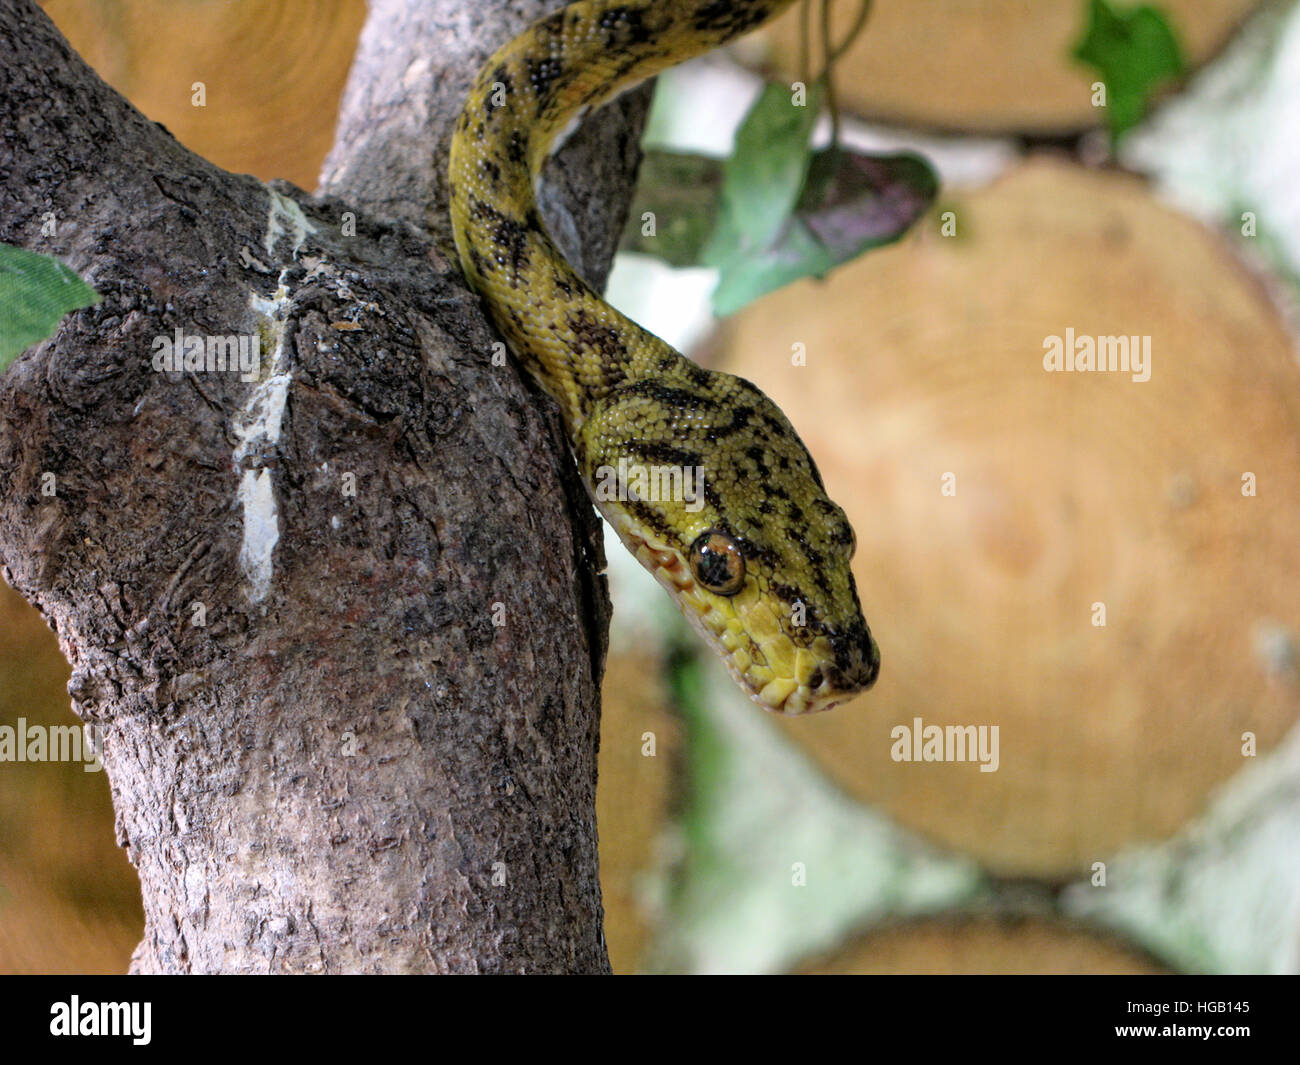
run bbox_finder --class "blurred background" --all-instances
[3,0,1298,974]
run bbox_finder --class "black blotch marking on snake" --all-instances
[551,266,574,297]
[484,64,513,116]
[623,499,679,543]
[626,440,704,470]
[479,158,502,186]
[621,380,723,414]
[598,5,655,48]
[566,308,629,362]
[526,56,567,116]
[470,196,531,276]
[693,0,776,34]
[505,130,527,164]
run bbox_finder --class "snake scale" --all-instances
[449,0,879,713]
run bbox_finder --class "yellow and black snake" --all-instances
[449,0,879,713]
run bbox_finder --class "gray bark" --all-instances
[0,0,649,973]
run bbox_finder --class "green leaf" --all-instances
[711,147,938,316]
[622,82,938,317]
[796,147,938,257]
[702,79,824,270]
[711,218,835,317]
[1072,0,1185,140]
[0,242,100,370]
[621,151,727,268]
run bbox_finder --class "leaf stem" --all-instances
[818,0,872,150]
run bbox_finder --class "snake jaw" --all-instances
[601,504,872,715]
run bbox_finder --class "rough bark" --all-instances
[321,0,651,289]
[0,0,649,973]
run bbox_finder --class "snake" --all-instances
[449,0,879,714]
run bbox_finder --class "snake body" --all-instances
[449,0,879,713]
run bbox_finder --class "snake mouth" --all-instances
[605,511,876,715]
[680,591,875,715]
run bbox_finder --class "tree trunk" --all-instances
[0,0,649,973]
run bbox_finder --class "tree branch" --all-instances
[0,0,647,972]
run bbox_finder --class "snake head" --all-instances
[577,367,879,714]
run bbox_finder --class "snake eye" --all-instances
[689,530,746,597]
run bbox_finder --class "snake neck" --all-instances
[448,0,799,432]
